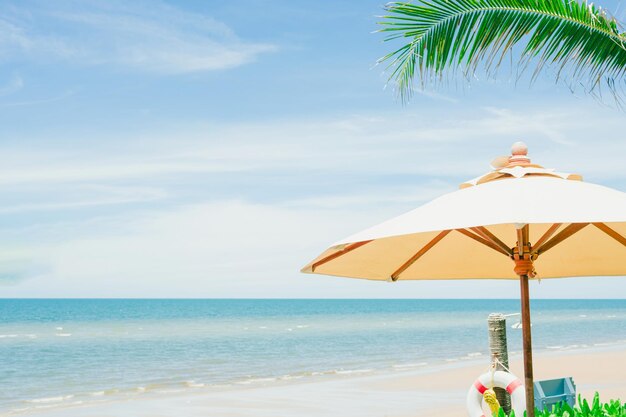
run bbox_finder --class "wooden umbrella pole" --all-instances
[519,273,535,417]
[515,224,535,417]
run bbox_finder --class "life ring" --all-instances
[466,370,525,417]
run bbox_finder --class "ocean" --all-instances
[0,299,624,415]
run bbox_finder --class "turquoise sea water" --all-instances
[0,299,625,415]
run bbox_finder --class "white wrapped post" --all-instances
[488,313,511,414]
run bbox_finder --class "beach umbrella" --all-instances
[301,142,626,417]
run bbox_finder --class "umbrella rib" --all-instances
[532,223,562,251]
[516,228,525,258]
[592,223,626,246]
[516,224,530,255]
[310,240,373,272]
[456,229,511,257]
[470,226,513,256]
[533,223,589,256]
[390,230,451,281]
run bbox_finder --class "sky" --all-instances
[1,0,626,298]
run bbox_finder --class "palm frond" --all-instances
[378,0,626,103]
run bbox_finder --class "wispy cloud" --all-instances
[0,102,624,190]
[412,88,460,103]
[0,184,166,214]
[0,17,76,59]
[0,74,23,95]
[0,89,75,108]
[1,100,625,296]
[282,181,456,209]
[0,201,387,296]
[3,199,624,298]
[0,250,47,284]
[0,1,277,73]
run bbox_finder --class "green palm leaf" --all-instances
[378,0,626,102]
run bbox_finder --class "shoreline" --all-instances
[7,342,626,417]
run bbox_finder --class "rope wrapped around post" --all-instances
[488,314,511,414]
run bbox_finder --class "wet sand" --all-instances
[12,346,626,417]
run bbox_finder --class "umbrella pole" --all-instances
[519,273,535,417]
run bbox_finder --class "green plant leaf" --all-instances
[378,0,626,103]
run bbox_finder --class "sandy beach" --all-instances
[14,345,625,417]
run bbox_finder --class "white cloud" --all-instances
[1,99,626,297]
[0,201,383,296]
[0,74,23,95]
[0,16,76,59]
[0,89,75,108]
[1,101,625,191]
[2,200,623,298]
[282,182,456,209]
[411,88,460,103]
[0,19,32,52]
[0,184,166,214]
[0,1,276,73]
[0,249,48,284]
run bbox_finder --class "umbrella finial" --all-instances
[511,141,528,156]
[509,142,531,166]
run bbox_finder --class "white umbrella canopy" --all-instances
[301,142,626,417]
[302,175,626,280]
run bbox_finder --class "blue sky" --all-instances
[1,0,626,298]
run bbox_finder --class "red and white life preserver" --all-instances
[466,370,525,417]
